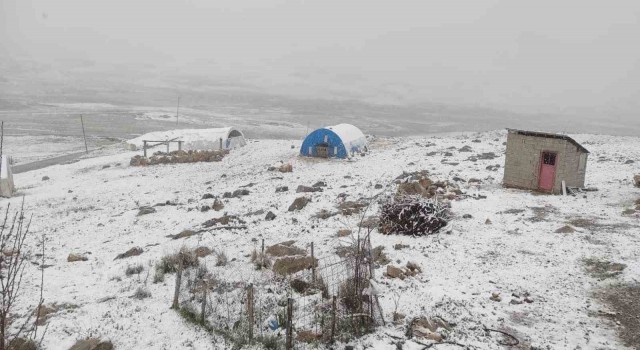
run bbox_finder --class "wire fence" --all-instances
[172,236,384,349]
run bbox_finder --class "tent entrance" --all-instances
[316,143,329,158]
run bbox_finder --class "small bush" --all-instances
[215,250,228,267]
[154,248,200,284]
[125,264,144,276]
[132,286,151,300]
[250,249,271,270]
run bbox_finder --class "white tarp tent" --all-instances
[127,127,247,151]
[0,155,15,198]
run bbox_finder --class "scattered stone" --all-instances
[462,214,473,219]
[202,215,245,227]
[624,160,634,164]
[337,229,352,237]
[393,243,409,250]
[114,247,143,260]
[69,339,114,350]
[375,184,383,189]
[172,229,197,240]
[42,176,50,181]
[485,218,492,225]
[276,186,289,193]
[409,317,451,342]
[212,199,224,211]
[510,299,523,305]
[297,185,322,193]
[490,292,502,302]
[265,211,277,221]
[458,145,473,152]
[406,261,422,273]
[312,181,327,188]
[313,209,338,220]
[200,206,210,212]
[338,200,368,215]
[622,208,636,216]
[634,174,640,187]
[393,312,406,324]
[202,193,214,199]
[386,265,406,280]
[555,225,576,233]
[137,206,156,216]
[279,163,293,173]
[288,197,311,211]
[67,253,88,262]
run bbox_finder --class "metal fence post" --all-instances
[286,298,293,350]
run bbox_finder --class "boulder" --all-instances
[555,225,576,233]
[279,164,293,173]
[337,229,352,237]
[212,199,224,211]
[137,206,156,216]
[114,247,143,260]
[288,197,310,211]
[273,256,317,275]
[265,211,277,221]
[266,242,305,257]
[67,253,88,262]
[635,175,640,187]
[386,265,405,280]
[296,185,321,193]
[276,186,289,193]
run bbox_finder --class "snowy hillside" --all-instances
[6,130,640,349]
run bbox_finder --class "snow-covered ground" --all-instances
[5,130,640,349]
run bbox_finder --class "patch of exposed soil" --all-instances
[583,258,626,279]
[598,283,640,349]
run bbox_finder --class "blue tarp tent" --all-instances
[300,124,368,159]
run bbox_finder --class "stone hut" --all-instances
[503,129,589,194]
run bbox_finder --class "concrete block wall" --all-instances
[503,131,587,194]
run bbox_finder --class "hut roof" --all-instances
[507,128,589,154]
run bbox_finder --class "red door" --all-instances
[538,152,557,191]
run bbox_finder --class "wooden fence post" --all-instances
[286,298,293,350]
[200,285,207,324]
[178,141,183,151]
[171,254,183,309]
[247,284,254,340]
[143,141,148,158]
[331,295,337,343]
[80,115,88,154]
[166,141,170,153]
[311,242,316,284]
[261,239,265,270]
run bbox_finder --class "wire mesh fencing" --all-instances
[172,236,384,349]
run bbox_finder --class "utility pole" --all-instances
[80,115,88,153]
[176,96,181,126]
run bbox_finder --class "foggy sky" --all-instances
[2,0,640,119]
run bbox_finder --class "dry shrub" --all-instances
[125,264,144,276]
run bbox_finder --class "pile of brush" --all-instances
[379,195,450,236]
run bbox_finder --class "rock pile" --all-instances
[130,149,227,166]
[395,170,462,202]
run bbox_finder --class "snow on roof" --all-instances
[128,127,244,150]
[507,128,589,154]
[324,124,366,146]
